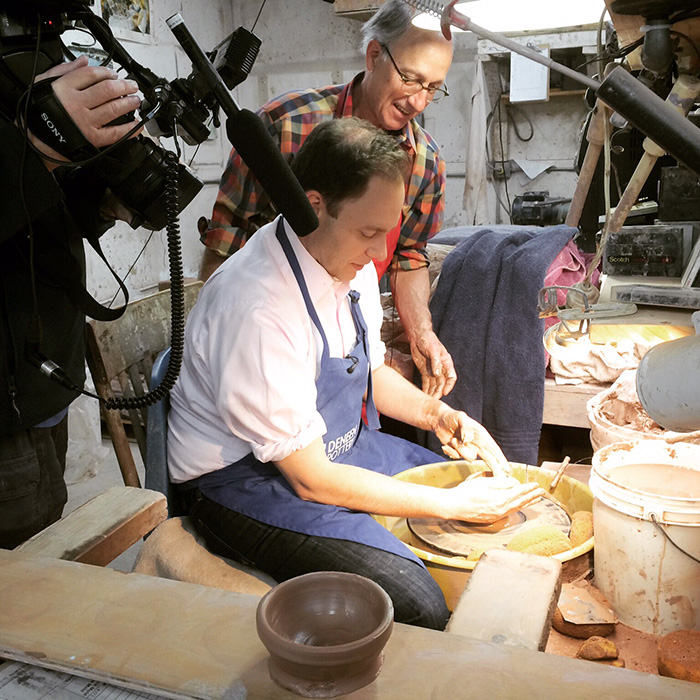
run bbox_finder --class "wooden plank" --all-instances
[589,291,695,345]
[589,317,694,345]
[543,378,605,428]
[15,487,167,566]
[0,551,696,700]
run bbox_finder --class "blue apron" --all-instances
[186,218,444,564]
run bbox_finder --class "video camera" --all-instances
[0,0,261,231]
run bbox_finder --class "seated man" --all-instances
[168,118,543,630]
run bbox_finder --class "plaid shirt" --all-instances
[201,74,445,272]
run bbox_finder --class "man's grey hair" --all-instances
[361,0,416,53]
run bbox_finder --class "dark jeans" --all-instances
[0,417,68,549]
[183,488,450,630]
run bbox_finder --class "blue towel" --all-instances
[427,225,576,465]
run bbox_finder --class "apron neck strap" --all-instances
[276,218,330,355]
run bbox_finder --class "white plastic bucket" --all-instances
[590,440,700,635]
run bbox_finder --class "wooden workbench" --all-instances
[0,550,697,699]
[543,378,604,429]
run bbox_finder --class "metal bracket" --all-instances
[538,285,637,344]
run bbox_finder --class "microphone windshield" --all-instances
[225,109,319,236]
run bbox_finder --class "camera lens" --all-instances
[94,136,202,230]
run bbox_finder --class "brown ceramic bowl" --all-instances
[256,571,394,698]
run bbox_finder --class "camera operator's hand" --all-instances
[26,56,141,171]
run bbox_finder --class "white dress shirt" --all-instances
[168,216,386,483]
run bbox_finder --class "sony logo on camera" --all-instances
[40,111,67,145]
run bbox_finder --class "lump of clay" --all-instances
[506,525,572,557]
[658,629,700,683]
[569,511,594,547]
[576,636,619,660]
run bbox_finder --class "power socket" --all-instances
[489,160,513,180]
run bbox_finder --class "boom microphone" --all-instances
[167,13,319,236]
[225,109,319,235]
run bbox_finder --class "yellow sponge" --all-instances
[569,511,594,548]
[506,525,572,556]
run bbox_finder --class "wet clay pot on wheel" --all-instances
[256,571,394,698]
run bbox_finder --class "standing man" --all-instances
[170,118,542,630]
[0,54,141,549]
[198,0,456,398]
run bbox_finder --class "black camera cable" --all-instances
[100,145,185,410]
[22,126,186,410]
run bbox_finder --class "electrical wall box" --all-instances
[602,224,685,277]
[488,160,513,180]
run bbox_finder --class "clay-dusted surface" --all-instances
[547,622,660,674]
[2,550,698,699]
[545,466,662,675]
[658,629,700,683]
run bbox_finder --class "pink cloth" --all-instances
[543,239,599,333]
[543,240,600,369]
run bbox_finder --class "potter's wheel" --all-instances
[407,498,571,557]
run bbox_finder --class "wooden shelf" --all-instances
[334,0,385,20]
[501,89,587,102]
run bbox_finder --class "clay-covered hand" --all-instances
[410,330,456,399]
[434,408,511,476]
[446,475,544,524]
[28,56,141,167]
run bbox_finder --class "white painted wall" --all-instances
[87,0,588,300]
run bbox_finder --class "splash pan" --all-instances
[373,461,594,571]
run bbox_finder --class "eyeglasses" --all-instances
[380,44,449,103]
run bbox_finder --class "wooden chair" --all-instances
[86,282,203,487]
[13,286,201,568]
